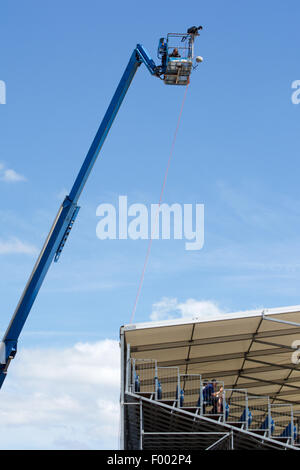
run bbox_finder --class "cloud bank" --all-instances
[0,339,120,449]
[0,300,226,449]
[150,297,225,321]
[0,164,26,183]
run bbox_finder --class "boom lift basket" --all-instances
[163,33,194,85]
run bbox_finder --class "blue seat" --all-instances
[176,385,184,406]
[180,389,184,407]
[134,374,140,392]
[157,381,162,399]
[240,408,252,426]
[225,402,230,420]
[260,415,275,434]
[248,411,253,426]
[280,422,297,440]
[240,408,246,422]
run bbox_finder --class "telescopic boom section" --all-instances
[0,44,160,388]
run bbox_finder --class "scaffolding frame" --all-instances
[179,373,202,413]
[224,389,249,429]
[121,308,300,450]
[123,392,299,450]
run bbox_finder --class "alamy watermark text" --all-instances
[291,80,300,104]
[0,80,6,104]
[96,196,204,251]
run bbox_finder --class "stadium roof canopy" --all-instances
[121,305,300,410]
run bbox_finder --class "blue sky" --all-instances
[0,0,299,449]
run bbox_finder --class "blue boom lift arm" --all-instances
[0,32,202,388]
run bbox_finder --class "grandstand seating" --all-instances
[129,356,298,447]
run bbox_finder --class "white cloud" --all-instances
[1,169,27,182]
[0,163,27,183]
[0,339,120,449]
[177,299,224,318]
[150,297,225,321]
[150,297,179,321]
[0,237,38,255]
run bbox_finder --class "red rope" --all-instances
[129,83,190,324]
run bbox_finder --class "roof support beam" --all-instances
[262,315,300,328]
[245,357,298,372]
[156,346,291,368]
[239,374,300,391]
[232,316,263,389]
[185,323,195,376]
[130,326,300,353]
[252,338,295,351]
[237,375,300,390]
[192,360,299,380]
